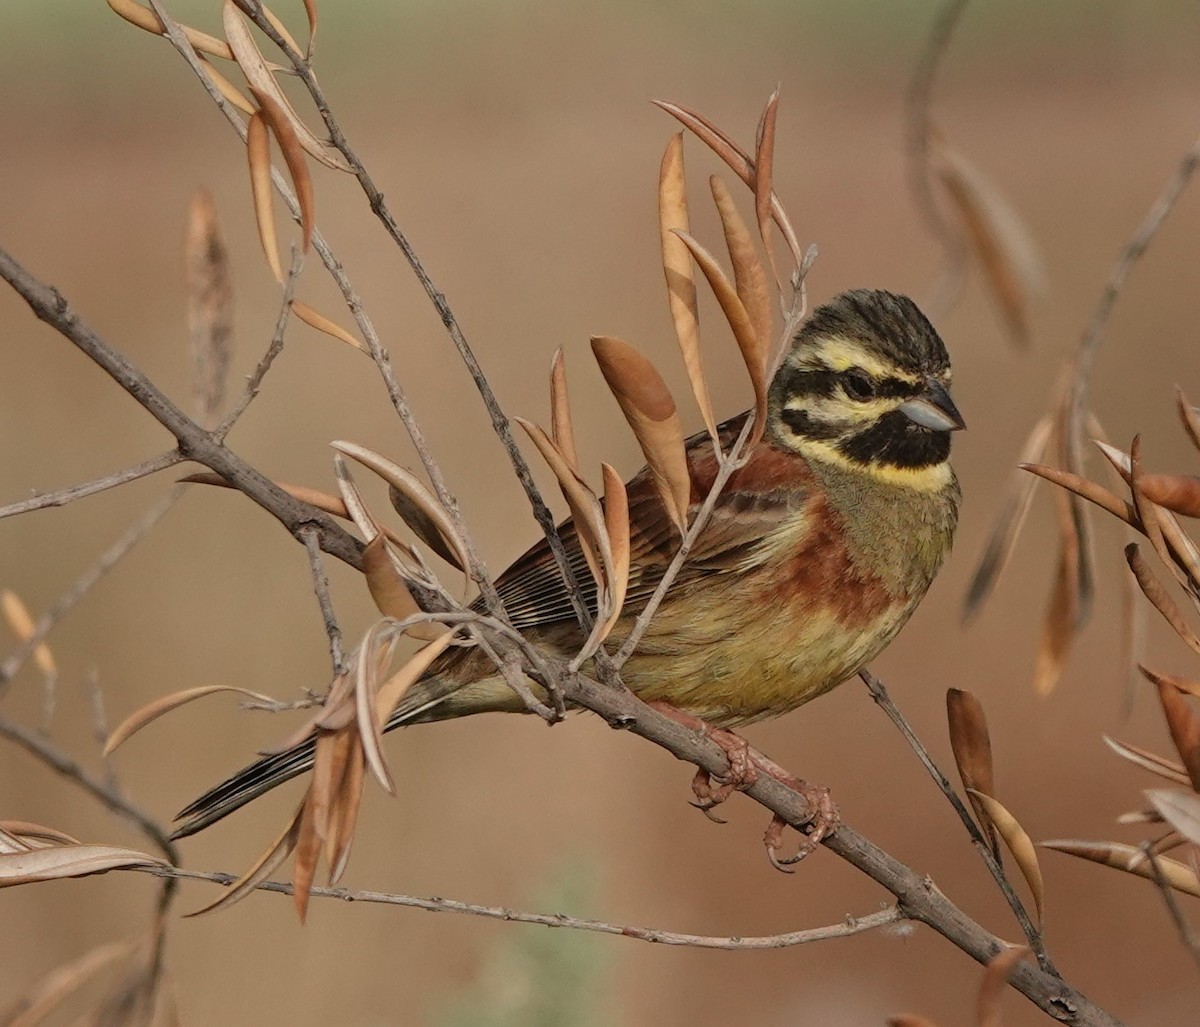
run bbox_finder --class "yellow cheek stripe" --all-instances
[797,438,954,492]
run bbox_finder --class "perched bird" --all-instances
[172,289,963,841]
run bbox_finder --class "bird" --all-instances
[171,288,963,844]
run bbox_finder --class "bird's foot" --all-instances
[645,702,840,866]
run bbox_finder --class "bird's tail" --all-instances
[170,674,466,840]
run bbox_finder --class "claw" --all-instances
[761,784,840,873]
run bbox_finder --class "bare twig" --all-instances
[860,671,1054,974]
[0,449,182,521]
[300,526,347,677]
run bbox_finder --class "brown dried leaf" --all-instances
[221,1,352,172]
[753,87,781,291]
[185,188,233,429]
[354,624,401,795]
[1033,487,1081,696]
[1147,790,1200,847]
[310,726,352,844]
[672,231,769,444]
[0,845,167,887]
[599,463,630,643]
[1179,387,1200,454]
[653,100,804,269]
[1126,545,1200,658]
[964,415,1054,621]
[198,56,256,115]
[977,946,1030,1027]
[301,0,318,56]
[1041,838,1200,897]
[946,689,997,853]
[0,821,81,848]
[932,135,1041,345]
[105,684,277,755]
[292,793,320,922]
[710,175,773,365]
[1103,735,1191,787]
[658,133,716,444]
[107,0,234,60]
[260,3,304,56]
[374,630,459,725]
[1130,435,1175,575]
[0,589,56,678]
[7,940,135,1027]
[549,348,579,472]
[291,300,364,351]
[327,733,364,884]
[332,441,469,571]
[249,88,314,255]
[1019,462,1134,527]
[187,803,304,917]
[887,1018,940,1027]
[591,336,691,533]
[1149,670,1200,790]
[360,535,441,640]
[246,110,283,284]
[968,791,1044,924]
[1136,472,1200,518]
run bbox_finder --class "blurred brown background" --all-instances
[4,2,1200,1024]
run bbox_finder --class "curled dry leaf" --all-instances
[185,188,233,429]
[1019,462,1134,527]
[0,821,81,848]
[327,734,364,884]
[105,684,279,755]
[1041,839,1200,898]
[0,845,167,887]
[259,2,305,57]
[599,462,631,643]
[1139,473,1200,518]
[188,802,304,917]
[200,55,255,115]
[292,793,321,922]
[249,87,315,254]
[1148,670,1200,791]
[931,134,1042,346]
[977,946,1031,1027]
[0,588,56,677]
[221,1,352,172]
[963,415,1054,622]
[1033,487,1082,697]
[331,441,470,572]
[107,0,234,60]
[591,336,691,534]
[361,535,442,641]
[710,176,773,363]
[291,300,365,351]
[1147,789,1200,847]
[658,132,717,444]
[1126,545,1200,658]
[946,688,997,854]
[753,87,781,291]
[549,349,580,472]
[1129,436,1176,581]
[246,110,283,284]
[673,230,769,445]
[373,629,459,726]
[967,791,1045,924]
[1103,735,1191,787]
[354,622,403,794]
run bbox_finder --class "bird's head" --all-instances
[767,289,963,491]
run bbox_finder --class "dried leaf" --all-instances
[946,689,997,854]
[360,535,441,640]
[374,630,459,725]
[0,589,56,677]
[886,1018,940,1027]
[185,188,233,429]
[1149,670,1200,790]
[291,300,364,350]
[1138,473,1200,518]
[189,802,303,917]
[249,87,314,255]
[978,946,1030,1027]
[964,415,1054,621]
[653,100,804,269]
[599,463,630,643]
[932,135,1042,345]
[1126,544,1200,658]
[260,3,304,56]
[753,87,781,290]
[327,733,364,884]
[105,685,277,755]
[549,349,580,472]
[710,175,773,366]
[310,725,353,843]
[1019,462,1134,527]
[1130,435,1175,576]
[301,0,318,57]
[221,1,352,172]
[1103,735,1191,787]
[0,821,81,848]
[1140,666,1200,701]
[292,796,320,923]
[246,110,283,284]
[354,622,400,794]
[1033,486,1081,696]
[7,941,135,1027]
[1147,790,1200,847]
[107,0,234,60]
[591,336,691,533]
[968,791,1044,924]
[673,230,769,445]
[198,55,255,115]
[1041,839,1200,897]
[332,442,469,576]
[1174,386,1200,454]
[658,133,716,444]
[0,845,167,887]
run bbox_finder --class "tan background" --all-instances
[3,2,1200,1024]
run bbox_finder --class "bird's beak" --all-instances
[899,380,966,432]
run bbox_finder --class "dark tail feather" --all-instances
[170,675,463,840]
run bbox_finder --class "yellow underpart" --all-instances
[799,438,955,492]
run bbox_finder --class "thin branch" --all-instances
[300,525,347,677]
[0,488,183,691]
[1144,844,1200,975]
[0,449,182,521]
[860,670,1054,974]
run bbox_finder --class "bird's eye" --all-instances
[843,370,875,401]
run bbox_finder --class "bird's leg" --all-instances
[646,701,840,870]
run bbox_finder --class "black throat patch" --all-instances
[836,410,951,469]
